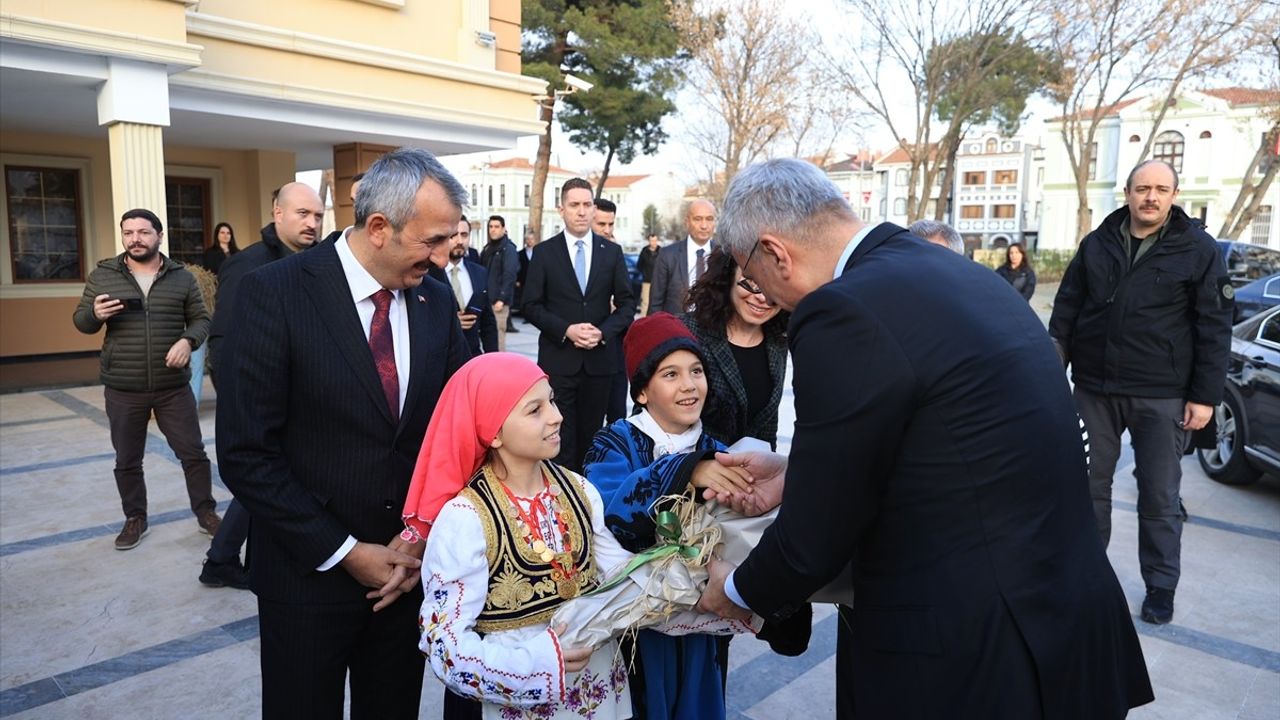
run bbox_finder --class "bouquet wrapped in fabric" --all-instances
[551,490,766,648]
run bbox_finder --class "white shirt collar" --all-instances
[834,223,877,280]
[628,409,703,458]
[336,235,398,304]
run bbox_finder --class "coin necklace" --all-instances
[498,475,579,600]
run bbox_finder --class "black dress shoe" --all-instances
[1140,587,1174,624]
[199,558,250,590]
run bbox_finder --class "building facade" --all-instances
[596,172,685,253]
[1041,88,1279,250]
[453,157,577,247]
[0,0,543,358]
[952,133,1041,249]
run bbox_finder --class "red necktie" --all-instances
[369,289,399,423]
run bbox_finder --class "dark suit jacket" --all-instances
[648,238,712,315]
[458,260,498,356]
[216,240,470,603]
[734,223,1153,718]
[207,223,292,360]
[521,232,636,376]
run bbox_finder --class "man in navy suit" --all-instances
[217,148,471,718]
[445,215,498,356]
[522,178,636,471]
[696,159,1153,719]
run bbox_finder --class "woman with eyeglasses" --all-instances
[681,247,789,451]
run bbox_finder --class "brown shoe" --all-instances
[197,508,221,536]
[115,516,149,550]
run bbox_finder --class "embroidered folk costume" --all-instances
[404,353,633,719]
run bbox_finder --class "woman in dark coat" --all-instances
[681,248,789,450]
[203,222,239,275]
[995,242,1036,301]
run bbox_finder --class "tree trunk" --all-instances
[1225,161,1279,240]
[595,144,616,198]
[528,97,556,239]
[1219,123,1277,238]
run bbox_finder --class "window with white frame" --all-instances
[1252,205,1273,246]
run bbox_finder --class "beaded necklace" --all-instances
[497,472,580,600]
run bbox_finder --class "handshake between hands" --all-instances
[694,449,788,622]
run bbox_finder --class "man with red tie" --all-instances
[217,148,471,718]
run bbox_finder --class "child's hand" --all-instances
[553,624,594,672]
[691,459,754,497]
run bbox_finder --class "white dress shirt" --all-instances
[565,228,594,280]
[685,236,713,287]
[447,258,475,309]
[319,236,413,571]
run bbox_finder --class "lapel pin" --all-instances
[418,295,426,303]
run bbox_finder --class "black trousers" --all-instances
[258,590,425,719]
[1074,387,1188,591]
[104,385,214,520]
[549,372,612,473]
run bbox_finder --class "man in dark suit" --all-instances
[481,215,520,348]
[648,199,715,315]
[216,148,471,718]
[697,159,1153,719]
[200,182,324,590]
[514,228,537,313]
[445,216,498,356]
[522,177,636,472]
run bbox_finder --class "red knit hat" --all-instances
[624,312,704,401]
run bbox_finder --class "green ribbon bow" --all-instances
[586,510,703,596]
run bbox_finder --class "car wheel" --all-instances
[1196,393,1261,486]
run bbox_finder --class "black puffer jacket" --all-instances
[1049,205,1233,405]
[73,254,210,392]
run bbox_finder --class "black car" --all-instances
[1232,273,1280,323]
[623,253,644,305]
[1217,240,1280,288]
[1197,305,1280,485]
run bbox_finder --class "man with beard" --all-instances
[198,181,323,589]
[592,197,629,423]
[73,208,217,551]
[444,215,498,356]
[481,215,520,348]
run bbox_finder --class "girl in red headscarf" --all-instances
[403,352,634,719]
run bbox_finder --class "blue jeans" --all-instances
[189,344,207,406]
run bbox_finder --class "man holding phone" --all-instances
[73,208,218,551]
[445,216,497,356]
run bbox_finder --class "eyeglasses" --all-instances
[736,240,763,295]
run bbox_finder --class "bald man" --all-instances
[201,181,324,589]
[648,199,716,315]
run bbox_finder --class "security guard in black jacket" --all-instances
[1050,160,1233,626]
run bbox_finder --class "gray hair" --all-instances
[909,220,964,254]
[717,159,855,255]
[354,147,467,230]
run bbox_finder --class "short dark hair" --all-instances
[352,172,366,183]
[460,215,471,232]
[120,208,163,233]
[561,177,593,201]
[594,198,617,214]
[488,215,505,227]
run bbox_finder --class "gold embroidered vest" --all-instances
[463,461,600,633]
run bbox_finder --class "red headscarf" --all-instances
[401,352,547,543]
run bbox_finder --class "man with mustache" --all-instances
[200,182,324,589]
[73,208,217,551]
[1050,159,1233,625]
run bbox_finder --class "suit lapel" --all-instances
[301,243,395,425]
[585,233,611,296]
[398,284,431,434]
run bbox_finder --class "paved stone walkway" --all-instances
[1,316,1276,718]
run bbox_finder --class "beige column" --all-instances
[107,122,169,251]
[97,58,172,252]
